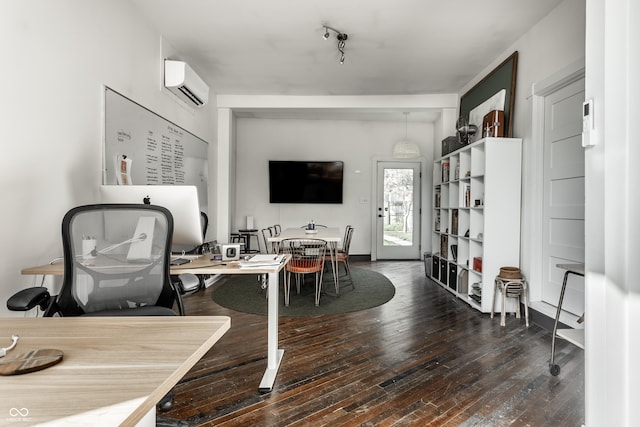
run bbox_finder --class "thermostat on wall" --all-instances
[582,99,595,147]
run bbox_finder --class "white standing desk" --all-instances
[0,316,230,426]
[21,255,290,393]
[268,227,342,295]
[170,255,289,391]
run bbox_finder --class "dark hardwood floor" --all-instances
[162,261,585,426]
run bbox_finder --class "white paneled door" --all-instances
[542,78,585,315]
[375,161,421,259]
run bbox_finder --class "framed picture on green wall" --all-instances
[459,51,518,138]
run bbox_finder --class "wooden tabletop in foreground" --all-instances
[0,316,230,426]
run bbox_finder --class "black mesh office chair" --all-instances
[7,204,186,413]
[171,211,210,296]
[261,227,273,254]
[7,204,184,317]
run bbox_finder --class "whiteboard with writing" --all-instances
[103,87,208,208]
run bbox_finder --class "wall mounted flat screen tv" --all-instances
[269,161,344,204]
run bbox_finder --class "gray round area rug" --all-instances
[212,267,395,316]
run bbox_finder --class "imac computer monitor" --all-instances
[100,185,204,251]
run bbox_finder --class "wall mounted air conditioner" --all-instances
[164,60,209,107]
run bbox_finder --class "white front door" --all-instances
[542,78,585,315]
[375,161,421,259]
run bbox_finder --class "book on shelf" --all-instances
[464,184,471,207]
[442,161,450,182]
[435,210,441,231]
[451,209,459,235]
[473,257,483,272]
[440,235,448,259]
[470,283,482,303]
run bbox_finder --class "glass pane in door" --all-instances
[382,168,414,246]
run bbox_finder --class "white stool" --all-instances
[491,276,529,327]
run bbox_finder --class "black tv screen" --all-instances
[269,161,344,204]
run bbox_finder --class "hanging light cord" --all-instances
[337,33,348,64]
[404,112,409,139]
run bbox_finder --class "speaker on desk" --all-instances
[246,215,254,230]
[222,244,240,261]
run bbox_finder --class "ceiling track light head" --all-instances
[322,25,340,39]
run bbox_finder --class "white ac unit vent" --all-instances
[164,60,209,107]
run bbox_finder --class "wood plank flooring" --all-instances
[162,261,584,426]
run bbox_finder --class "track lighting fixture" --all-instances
[322,25,349,64]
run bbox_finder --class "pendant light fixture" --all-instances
[393,112,421,158]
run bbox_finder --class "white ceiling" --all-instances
[130,0,564,122]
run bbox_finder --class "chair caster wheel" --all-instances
[157,392,174,412]
[549,364,561,376]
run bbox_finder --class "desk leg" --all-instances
[259,271,284,393]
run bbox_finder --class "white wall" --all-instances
[0,0,216,316]
[234,117,434,255]
[459,0,586,297]
[584,0,640,424]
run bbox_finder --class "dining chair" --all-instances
[261,227,273,254]
[268,226,278,249]
[325,225,354,288]
[278,238,327,306]
[171,211,209,296]
[270,226,281,252]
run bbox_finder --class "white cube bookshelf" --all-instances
[430,137,522,313]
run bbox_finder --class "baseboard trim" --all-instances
[526,304,576,332]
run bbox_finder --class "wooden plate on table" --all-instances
[0,349,63,376]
